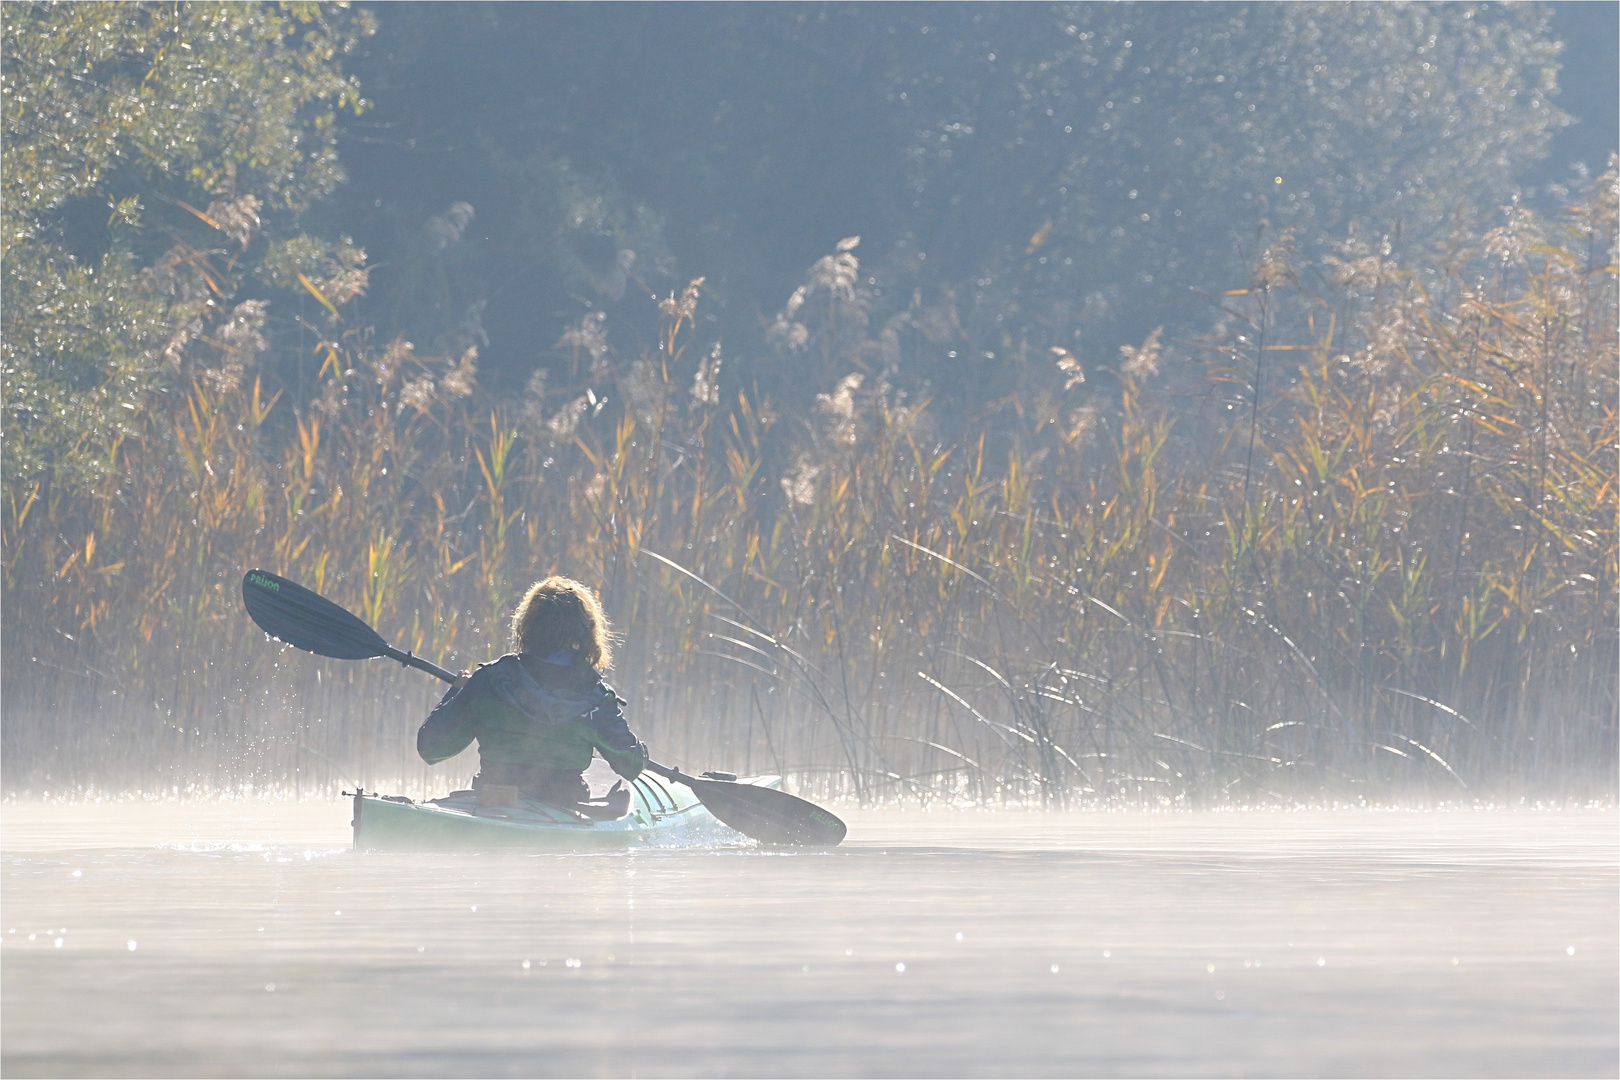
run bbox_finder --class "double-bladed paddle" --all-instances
[242,568,847,847]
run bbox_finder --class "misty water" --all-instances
[3,804,1614,1078]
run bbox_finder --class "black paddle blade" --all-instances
[687,777,847,847]
[242,569,388,661]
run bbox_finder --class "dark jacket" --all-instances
[416,652,645,779]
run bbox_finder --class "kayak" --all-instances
[241,570,847,848]
[350,771,783,853]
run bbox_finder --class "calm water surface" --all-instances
[2,803,1614,1078]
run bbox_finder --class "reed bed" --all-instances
[3,177,1615,805]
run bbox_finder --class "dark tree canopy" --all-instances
[332,2,1569,412]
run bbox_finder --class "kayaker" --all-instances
[416,576,647,810]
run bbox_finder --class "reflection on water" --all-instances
[2,804,1615,1078]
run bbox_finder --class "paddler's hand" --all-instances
[606,741,649,781]
[452,669,470,688]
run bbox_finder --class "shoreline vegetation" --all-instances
[2,4,1613,806]
[4,176,1614,806]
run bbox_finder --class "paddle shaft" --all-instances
[642,759,706,786]
[387,647,460,684]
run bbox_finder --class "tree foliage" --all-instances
[2,1,373,491]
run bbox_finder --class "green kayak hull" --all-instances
[351,772,781,852]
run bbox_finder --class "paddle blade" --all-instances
[242,569,388,661]
[688,777,847,847]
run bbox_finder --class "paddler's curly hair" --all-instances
[511,576,613,670]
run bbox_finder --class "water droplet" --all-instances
[333,911,341,917]
[1567,946,1576,956]
[470,906,477,913]
[565,958,581,968]
[1451,957,1459,965]
[53,938,63,949]
[1316,957,1326,967]
[70,870,82,877]
[1050,964,1060,974]
[955,932,964,941]
[1215,990,1226,1001]
[417,946,425,953]
[257,927,265,933]
[895,962,906,973]
[845,948,854,957]
[521,959,531,970]
[265,983,276,992]
[127,940,138,951]
[1101,950,1110,958]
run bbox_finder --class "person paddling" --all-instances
[417,577,647,814]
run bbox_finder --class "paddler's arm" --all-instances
[580,683,647,780]
[417,674,477,765]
